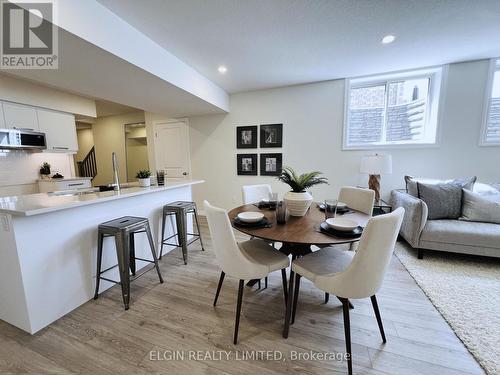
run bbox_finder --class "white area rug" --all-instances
[395,242,500,375]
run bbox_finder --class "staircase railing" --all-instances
[77,146,97,180]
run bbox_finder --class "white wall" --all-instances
[0,152,75,197]
[92,111,145,186]
[0,74,96,116]
[189,59,500,210]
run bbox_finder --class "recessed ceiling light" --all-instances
[218,65,227,74]
[381,35,396,44]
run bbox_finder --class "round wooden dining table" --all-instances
[228,203,371,256]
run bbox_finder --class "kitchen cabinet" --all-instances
[2,102,39,131]
[38,178,92,193]
[37,109,78,153]
[0,103,5,129]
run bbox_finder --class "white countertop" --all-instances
[0,180,204,217]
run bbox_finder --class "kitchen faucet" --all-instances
[112,152,120,192]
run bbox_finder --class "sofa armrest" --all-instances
[390,190,428,248]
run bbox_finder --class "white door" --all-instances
[154,121,191,180]
[37,109,78,152]
[3,102,39,131]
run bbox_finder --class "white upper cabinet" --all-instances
[3,102,39,131]
[37,109,78,153]
[0,103,5,129]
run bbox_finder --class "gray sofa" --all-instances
[390,190,500,259]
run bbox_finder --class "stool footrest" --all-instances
[98,264,157,285]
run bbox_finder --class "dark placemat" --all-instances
[319,221,363,238]
[233,216,272,228]
[317,203,350,214]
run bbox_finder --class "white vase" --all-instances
[284,191,313,216]
[138,178,151,187]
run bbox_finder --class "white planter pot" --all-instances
[284,191,313,216]
[138,178,151,187]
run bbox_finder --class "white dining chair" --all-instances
[339,186,375,216]
[283,208,404,375]
[322,186,376,304]
[203,200,290,344]
[242,184,277,282]
[242,184,272,204]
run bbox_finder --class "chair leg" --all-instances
[159,210,167,260]
[340,297,353,375]
[291,274,301,324]
[371,295,386,343]
[418,248,424,259]
[94,232,104,300]
[337,295,354,309]
[265,276,268,289]
[145,223,164,284]
[324,292,329,304]
[129,232,136,276]
[281,269,288,305]
[282,270,295,338]
[192,207,205,251]
[175,212,188,265]
[115,232,131,310]
[234,279,245,344]
[213,271,225,306]
[258,279,261,289]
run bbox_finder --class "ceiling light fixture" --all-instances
[381,35,396,44]
[218,65,227,74]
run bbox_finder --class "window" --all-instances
[344,68,443,149]
[482,60,500,145]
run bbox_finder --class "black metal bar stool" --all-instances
[94,216,163,310]
[159,201,204,264]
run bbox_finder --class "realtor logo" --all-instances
[1,0,58,69]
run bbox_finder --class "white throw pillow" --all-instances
[461,189,500,224]
[473,182,500,196]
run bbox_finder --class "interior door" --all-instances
[154,121,191,180]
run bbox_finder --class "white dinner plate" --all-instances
[325,217,358,232]
[237,211,265,223]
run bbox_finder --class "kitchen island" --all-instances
[0,180,203,334]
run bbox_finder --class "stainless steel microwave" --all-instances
[0,128,47,150]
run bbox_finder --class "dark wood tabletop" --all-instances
[228,203,371,246]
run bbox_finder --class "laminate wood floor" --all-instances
[0,222,485,375]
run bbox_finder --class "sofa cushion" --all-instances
[421,220,500,249]
[417,182,463,220]
[461,189,500,224]
[405,175,476,197]
[473,182,500,196]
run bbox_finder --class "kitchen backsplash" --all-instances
[0,151,75,197]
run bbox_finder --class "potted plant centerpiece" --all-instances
[136,170,152,187]
[40,162,51,179]
[278,167,328,216]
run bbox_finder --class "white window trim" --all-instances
[479,58,500,147]
[342,66,446,151]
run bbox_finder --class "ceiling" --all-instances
[6,28,226,117]
[95,99,139,117]
[98,0,500,93]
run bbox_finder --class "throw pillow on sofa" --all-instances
[417,182,463,220]
[405,175,476,197]
[461,189,500,224]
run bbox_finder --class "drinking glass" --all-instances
[269,192,278,210]
[324,199,338,220]
[156,170,165,186]
[276,200,288,224]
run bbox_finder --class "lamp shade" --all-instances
[360,154,392,175]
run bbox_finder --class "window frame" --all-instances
[479,58,500,147]
[343,66,445,150]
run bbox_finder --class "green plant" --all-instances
[136,170,151,179]
[277,166,328,193]
[40,162,51,175]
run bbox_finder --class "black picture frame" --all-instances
[260,153,282,176]
[237,154,258,175]
[236,126,258,148]
[260,123,283,148]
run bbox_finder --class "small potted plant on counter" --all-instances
[40,162,51,179]
[136,169,152,187]
[278,166,328,216]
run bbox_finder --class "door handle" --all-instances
[182,172,188,176]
